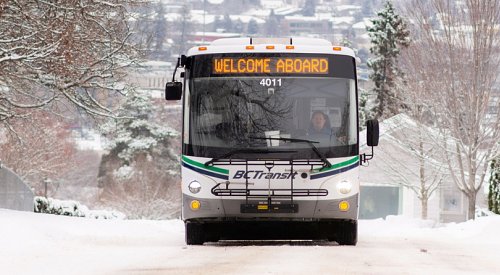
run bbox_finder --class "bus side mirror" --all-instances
[366,119,379,147]
[165,82,182,100]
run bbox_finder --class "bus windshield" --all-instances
[184,54,358,159]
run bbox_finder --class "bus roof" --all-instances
[186,37,355,58]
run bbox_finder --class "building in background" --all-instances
[359,114,472,223]
[0,165,34,212]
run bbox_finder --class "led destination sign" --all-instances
[213,57,329,74]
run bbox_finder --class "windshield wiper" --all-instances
[248,137,332,170]
[204,149,295,167]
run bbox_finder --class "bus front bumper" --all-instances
[182,193,358,221]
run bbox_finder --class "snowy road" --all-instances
[1,209,499,275]
[119,238,499,275]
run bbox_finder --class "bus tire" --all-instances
[337,220,357,246]
[185,221,205,245]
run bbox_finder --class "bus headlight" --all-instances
[188,180,201,194]
[336,180,352,194]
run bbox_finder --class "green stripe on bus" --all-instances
[311,156,359,174]
[181,155,229,175]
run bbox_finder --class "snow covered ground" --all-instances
[1,209,499,275]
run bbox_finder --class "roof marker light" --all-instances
[286,45,295,50]
[198,46,207,51]
[246,45,255,50]
[333,46,342,51]
[266,45,275,50]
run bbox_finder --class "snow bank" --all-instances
[0,209,184,275]
[359,214,500,244]
[360,215,437,237]
[1,210,499,274]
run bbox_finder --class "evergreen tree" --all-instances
[302,0,316,16]
[99,91,178,168]
[175,3,192,55]
[265,9,280,36]
[341,28,356,42]
[233,19,244,34]
[152,2,168,58]
[97,91,180,218]
[339,38,371,130]
[358,89,371,131]
[488,158,500,214]
[366,1,410,119]
[247,18,259,35]
[339,36,354,48]
[223,13,233,32]
[213,15,222,32]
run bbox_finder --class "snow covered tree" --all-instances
[152,1,168,58]
[0,0,141,129]
[233,19,245,34]
[339,38,371,130]
[223,13,233,32]
[378,114,447,220]
[367,1,410,119]
[265,9,280,36]
[339,37,352,48]
[0,111,76,195]
[98,91,180,218]
[247,19,259,35]
[173,3,192,55]
[358,89,371,131]
[213,15,224,31]
[402,0,500,220]
[101,92,175,161]
[302,0,316,16]
[489,158,500,214]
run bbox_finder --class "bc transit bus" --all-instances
[165,37,379,245]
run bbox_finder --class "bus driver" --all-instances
[308,111,331,137]
[308,110,346,145]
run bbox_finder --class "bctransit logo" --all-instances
[233,170,298,180]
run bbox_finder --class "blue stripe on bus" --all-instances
[309,162,359,180]
[182,161,229,180]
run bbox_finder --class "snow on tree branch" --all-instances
[0,0,143,124]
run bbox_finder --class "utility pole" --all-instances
[202,0,206,43]
[43,177,52,198]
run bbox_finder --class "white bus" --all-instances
[165,37,379,245]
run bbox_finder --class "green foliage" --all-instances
[367,1,410,119]
[488,158,500,214]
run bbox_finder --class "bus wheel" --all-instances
[337,220,357,246]
[185,221,205,245]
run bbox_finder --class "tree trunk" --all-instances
[421,197,428,220]
[467,192,476,220]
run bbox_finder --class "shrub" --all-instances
[34,196,125,219]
